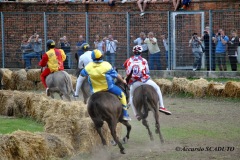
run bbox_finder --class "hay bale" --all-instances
[154,79,172,95]
[36,82,45,90]
[0,68,12,89]
[207,83,225,97]
[11,69,36,90]
[187,78,209,97]
[70,74,77,89]
[172,77,190,93]
[0,131,51,160]
[27,69,41,82]
[0,131,73,160]
[224,81,240,98]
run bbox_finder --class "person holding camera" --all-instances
[189,33,203,71]
[144,32,161,70]
[227,29,239,71]
[20,35,34,69]
[201,26,216,71]
[59,36,71,69]
[104,35,118,67]
[213,29,229,71]
[133,32,148,60]
[94,34,105,54]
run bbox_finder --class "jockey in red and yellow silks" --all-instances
[39,40,66,95]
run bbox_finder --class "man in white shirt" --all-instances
[104,35,118,67]
[133,32,148,60]
[144,32,161,70]
[161,34,169,70]
[74,43,92,97]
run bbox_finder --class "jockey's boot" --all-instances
[122,106,131,121]
[159,107,172,115]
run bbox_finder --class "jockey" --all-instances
[123,45,172,117]
[73,43,93,97]
[80,49,131,121]
[39,39,66,96]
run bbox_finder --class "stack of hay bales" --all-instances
[154,79,172,95]
[27,69,45,90]
[0,90,123,158]
[11,69,35,90]
[0,68,12,90]
[224,81,240,98]
[172,77,190,93]
[207,82,225,97]
[0,131,74,160]
[187,78,209,97]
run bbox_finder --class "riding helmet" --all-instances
[91,49,103,62]
[133,45,143,55]
[80,43,90,51]
[47,39,55,49]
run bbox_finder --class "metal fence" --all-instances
[0,10,239,71]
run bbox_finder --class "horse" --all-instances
[133,84,164,143]
[46,70,75,101]
[81,78,91,104]
[86,79,131,154]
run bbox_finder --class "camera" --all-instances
[218,33,221,36]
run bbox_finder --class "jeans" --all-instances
[22,52,41,68]
[215,52,227,71]
[149,52,161,70]
[64,52,72,69]
[165,51,168,69]
[193,51,202,70]
[105,53,115,67]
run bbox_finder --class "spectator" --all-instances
[201,26,216,71]
[213,29,229,71]
[173,0,191,11]
[75,35,86,65]
[59,36,72,69]
[173,0,181,11]
[20,35,34,70]
[137,0,157,16]
[94,34,105,54]
[189,33,203,71]
[161,34,169,70]
[104,35,118,67]
[133,32,148,60]
[238,37,240,63]
[227,29,239,71]
[144,32,161,70]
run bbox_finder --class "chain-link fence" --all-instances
[0,10,239,71]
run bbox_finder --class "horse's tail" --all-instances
[142,86,149,119]
[63,71,74,95]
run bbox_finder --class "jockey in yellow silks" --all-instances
[80,49,131,121]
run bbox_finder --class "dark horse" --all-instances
[133,84,164,143]
[86,79,131,154]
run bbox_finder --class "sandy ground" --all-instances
[70,96,240,160]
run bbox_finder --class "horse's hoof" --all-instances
[120,149,126,154]
[122,137,128,144]
[150,136,154,141]
[155,129,159,134]
[110,140,117,146]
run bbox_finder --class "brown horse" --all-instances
[133,84,164,143]
[86,80,131,154]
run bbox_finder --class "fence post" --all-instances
[126,12,130,58]
[209,10,212,71]
[43,12,47,52]
[85,12,89,43]
[1,12,5,68]
[167,11,171,70]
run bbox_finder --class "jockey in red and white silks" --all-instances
[123,45,172,117]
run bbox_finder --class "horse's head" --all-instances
[115,78,130,102]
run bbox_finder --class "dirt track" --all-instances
[71,96,240,160]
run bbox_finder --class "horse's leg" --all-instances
[120,120,132,143]
[64,94,71,101]
[154,109,164,143]
[107,120,125,154]
[142,118,154,141]
[94,120,107,145]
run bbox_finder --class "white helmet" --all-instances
[132,45,143,55]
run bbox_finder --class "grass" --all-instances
[0,116,44,134]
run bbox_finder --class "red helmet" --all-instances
[133,45,143,55]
